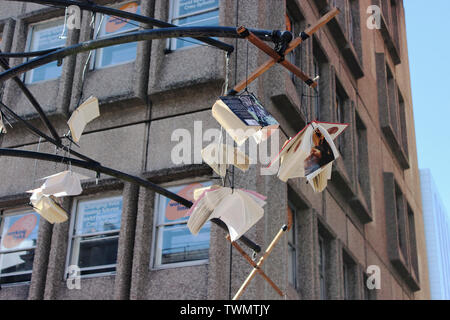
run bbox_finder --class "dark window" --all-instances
[318,234,327,300]
[287,205,297,288]
[313,57,321,120]
[394,183,408,262]
[343,252,357,300]
[335,88,346,157]
[407,205,419,280]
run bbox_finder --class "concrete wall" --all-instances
[0,0,429,300]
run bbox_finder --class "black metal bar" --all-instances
[0,101,99,164]
[0,148,261,253]
[0,26,274,84]
[8,0,235,53]
[0,53,62,145]
[0,48,60,58]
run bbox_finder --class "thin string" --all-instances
[244,40,249,93]
[77,14,105,107]
[31,137,43,188]
[58,6,69,39]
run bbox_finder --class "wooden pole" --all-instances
[233,224,288,300]
[226,235,284,297]
[229,7,340,95]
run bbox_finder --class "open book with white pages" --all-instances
[269,121,349,192]
[187,185,266,242]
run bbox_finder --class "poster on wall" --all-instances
[76,196,123,235]
[0,212,40,251]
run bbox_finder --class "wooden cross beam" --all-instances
[231,209,294,300]
[228,7,340,95]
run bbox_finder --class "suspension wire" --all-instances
[31,137,43,188]
[76,13,105,108]
[58,6,69,39]
[228,0,239,302]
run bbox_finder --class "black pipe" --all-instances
[6,0,235,53]
[0,148,261,252]
[0,26,274,84]
[0,101,99,164]
[0,48,60,58]
[0,54,62,145]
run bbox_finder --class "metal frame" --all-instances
[0,1,340,255]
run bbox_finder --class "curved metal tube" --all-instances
[6,0,235,53]
[0,148,261,252]
[0,26,274,84]
[0,48,60,58]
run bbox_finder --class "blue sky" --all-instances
[404,0,450,213]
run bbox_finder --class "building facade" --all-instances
[420,169,450,300]
[0,0,430,300]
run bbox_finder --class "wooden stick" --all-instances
[227,235,284,297]
[237,26,317,88]
[233,224,288,300]
[229,8,340,95]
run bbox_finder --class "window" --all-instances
[318,234,327,300]
[25,19,66,84]
[342,252,357,300]
[0,209,40,285]
[335,89,345,156]
[355,112,371,208]
[287,204,297,288]
[407,205,419,280]
[67,195,123,277]
[169,0,220,50]
[93,1,140,69]
[383,172,420,291]
[313,57,320,120]
[152,181,213,268]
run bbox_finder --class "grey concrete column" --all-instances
[129,186,154,300]
[114,182,139,300]
[28,218,53,300]
[43,197,72,300]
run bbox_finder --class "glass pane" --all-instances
[160,222,210,265]
[96,2,140,68]
[175,0,219,17]
[75,196,123,235]
[157,181,213,225]
[100,2,141,36]
[97,42,137,68]
[28,22,66,83]
[77,235,119,269]
[173,11,219,50]
[0,250,35,276]
[0,272,32,285]
[287,245,296,286]
[1,212,40,251]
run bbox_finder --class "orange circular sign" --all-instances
[2,214,38,249]
[165,183,203,221]
[105,2,139,34]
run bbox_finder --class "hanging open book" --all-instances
[212,94,279,145]
[67,96,100,143]
[201,143,251,177]
[187,185,266,241]
[269,121,349,192]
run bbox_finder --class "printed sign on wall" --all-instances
[76,196,123,235]
[105,2,140,34]
[1,212,40,251]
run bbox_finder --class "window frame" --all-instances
[0,207,40,285]
[150,179,214,270]
[24,17,66,84]
[167,0,220,51]
[65,192,123,280]
[318,234,327,300]
[91,1,141,70]
[287,202,297,289]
